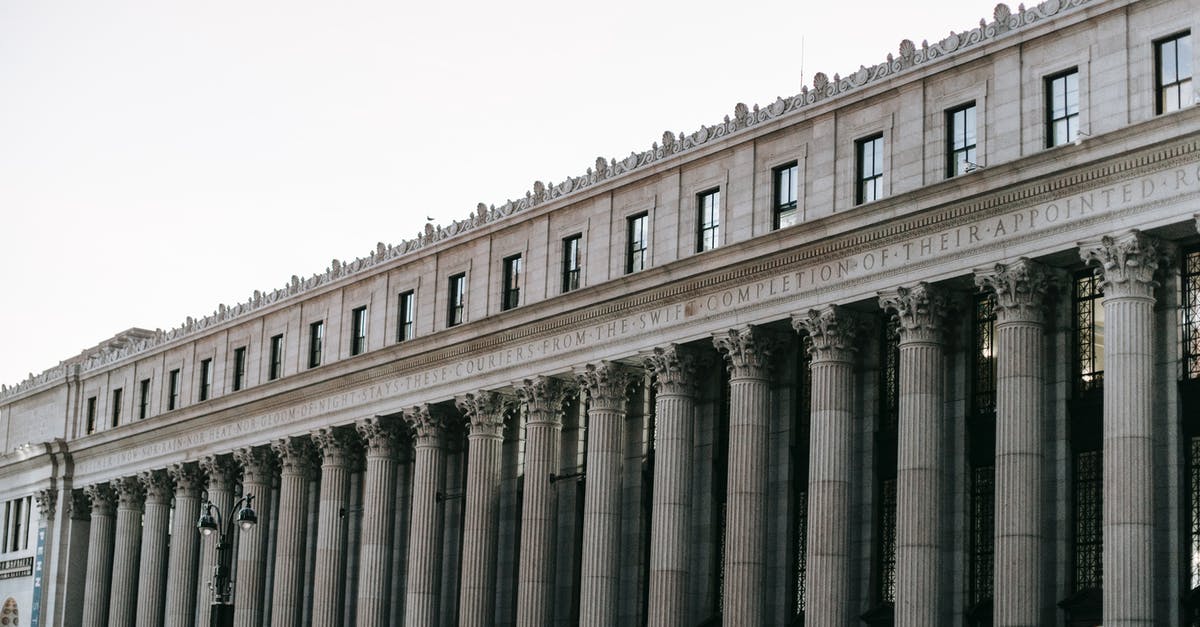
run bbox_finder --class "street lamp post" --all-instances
[197,494,258,627]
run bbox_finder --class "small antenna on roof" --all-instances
[800,36,806,87]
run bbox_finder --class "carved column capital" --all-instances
[168,462,205,497]
[200,455,238,492]
[878,282,952,343]
[405,404,455,446]
[312,427,361,465]
[112,476,145,509]
[792,305,863,362]
[1079,230,1168,299]
[975,258,1051,323]
[35,488,58,520]
[643,344,702,396]
[69,489,92,521]
[272,436,319,476]
[575,362,637,412]
[233,446,278,485]
[356,416,407,457]
[456,391,516,438]
[713,326,778,379]
[515,376,576,426]
[138,469,173,502]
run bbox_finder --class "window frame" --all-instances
[232,346,247,391]
[168,369,180,410]
[199,358,213,401]
[1045,68,1080,148]
[1155,31,1193,114]
[111,387,123,427]
[350,306,368,356]
[562,234,582,294]
[773,162,799,229]
[138,378,151,420]
[447,273,466,327]
[946,102,978,178]
[626,212,649,274]
[86,396,97,434]
[855,134,884,205]
[502,254,522,311]
[309,321,325,368]
[696,188,721,253]
[268,335,283,380]
[397,291,415,342]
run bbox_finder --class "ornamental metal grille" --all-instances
[882,317,901,431]
[795,489,809,615]
[1074,449,1103,590]
[1184,249,1200,380]
[1190,436,1200,590]
[969,293,997,605]
[879,477,898,603]
[973,294,997,418]
[1075,273,1105,394]
[794,335,813,616]
[874,317,900,605]
[970,465,996,602]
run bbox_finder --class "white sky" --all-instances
[0,0,1000,387]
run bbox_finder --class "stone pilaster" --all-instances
[198,455,237,626]
[108,475,146,627]
[1080,231,1167,627]
[713,326,778,627]
[135,470,173,627]
[270,436,318,627]
[405,404,450,627]
[792,306,861,627]
[456,392,515,627]
[34,488,57,521]
[164,462,204,627]
[878,282,952,626]
[233,446,277,627]
[975,259,1050,627]
[81,483,117,627]
[311,427,358,627]
[574,362,636,627]
[514,376,576,627]
[355,416,405,627]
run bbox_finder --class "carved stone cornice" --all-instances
[456,392,516,439]
[69,489,91,521]
[356,416,407,457]
[272,436,319,476]
[35,488,57,520]
[975,258,1051,323]
[199,455,238,493]
[643,344,701,397]
[878,282,953,344]
[713,326,778,379]
[515,377,576,427]
[792,306,863,363]
[404,404,456,447]
[312,427,360,466]
[1079,230,1168,300]
[575,362,637,412]
[233,446,277,485]
[138,469,173,502]
[168,462,205,497]
[112,476,145,509]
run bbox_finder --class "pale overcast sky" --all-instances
[0,0,999,386]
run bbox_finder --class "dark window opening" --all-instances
[309,321,324,368]
[350,306,367,356]
[199,358,213,401]
[111,387,123,427]
[502,255,522,311]
[1046,69,1080,147]
[697,189,721,252]
[774,162,800,229]
[168,369,180,410]
[856,134,884,204]
[397,291,415,342]
[232,346,246,391]
[448,273,466,327]
[86,396,97,434]
[138,378,151,420]
[562,235,582,294]
[947,103,978,177]
[967,294,997,623]
[626,213,648,274]
[1156,32,1193,114]
[269,335,283,380]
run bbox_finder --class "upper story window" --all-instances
[232,346,247,391]
[626,213,649,274]
[448,273,466,327]
[309,321,324,368]
[138,378,151,420]
[502,255,522,311]
[269,335,283,380]
[3,497,31,553]
[1156,32,1193,114]
[696,189,721,252]
[86,396,97,434]
[397,291,415,342]
[1074,272,1105,396]
[1046,69,1080,147]
[350,306,367,356]
[856,134,884,205]
[947,103,978,177]
[1183,247,1200,380]
[562,234,582,293]
[199,358,213,401]
[111,387,123,427]
[168,369,180,410]
[774,163,799,229]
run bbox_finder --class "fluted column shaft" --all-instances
[1082,232,1165,627]
[714,327,776,627]
[198,457,236,627]
[515,377,574,627]
[793,307,859,626]
[356,417,404,627]
[457,393,513,627]
[109,476,146,627]
[312,428,357,627]
[165,463,204,627]
[81,484,117,627]
[137,470,174,627]
[880,283,950,626]
[270,438,317,627]
[977,260,1049,627]
[405,405,448,627]
[234,446,276,627]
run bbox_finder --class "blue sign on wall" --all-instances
[30,524,45,627]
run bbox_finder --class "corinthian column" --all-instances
[233,446,277,627]
[355,416,405,627]
[311,427,358,627]
[713,326,777,627]
[514,377,576,627]
[643,345,700,626]
[198,455,237,626]
[1081,231,1166,627]
[878,282,951,626]
[136,470,173,627]
[81,483,117,626]
[574,362,636,626]
[792,306,861,627]
[976,259,1050,627]
[405,404,450,627]
[270,436,317,627]
[108,475,145,627]
[165,462,204,627]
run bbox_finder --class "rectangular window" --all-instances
[1184,248,1200,380]
[199,358,213,401]
[626,213,648,274]
[1157,32,1194,114]
[502,255,522,311]
[968,294,997,607]
[138,378,151,420]
[1046,69,1080,147]
[561,235,582,293]
[873,317,901,606]
[397,291,415,342]
[269,335,283,380]
[309,321,324,368]
[696,189,721,252]
[232,347,246,391]
[856,134,884,204]
[1075,272,1105,395]
[86,396,97,434]
[10,498,21,552]
[946,103,978,177]
[168,369,180,410]
[111,387,123,427]
[447,273,466,327]
[350,306,367,356]
[774,163,799,229]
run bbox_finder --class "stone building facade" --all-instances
[2,0,1200,625]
